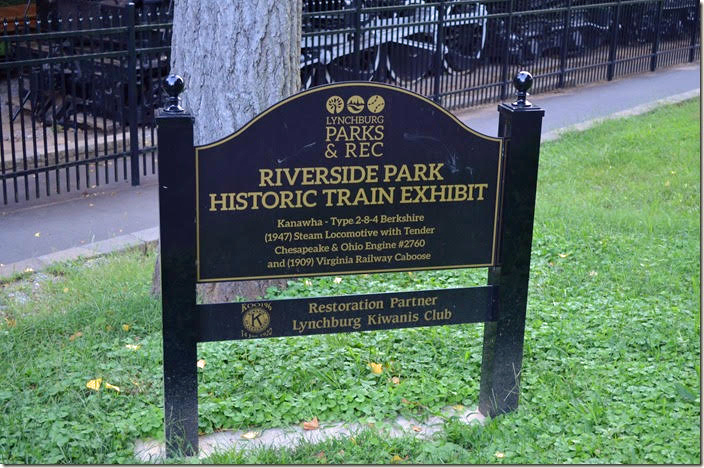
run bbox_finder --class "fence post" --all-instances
[479,71,544,418]
[499,0,514,100]
[558,0,572,88]
[157,75,199,457]
[688,1,699,63]
[650,0,664,72]
[354,0,362,80]
[127,2,140,186]
[606,0,620,81]
[433,0,445,103]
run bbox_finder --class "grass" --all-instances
[0,98,700,464]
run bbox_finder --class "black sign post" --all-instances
[156,73,543,457]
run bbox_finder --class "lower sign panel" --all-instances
[197,286,496,342]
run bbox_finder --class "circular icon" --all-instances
[367,95,385,113]
[346,95,365,114]
[242,307,270,334]
[326,96,344,114]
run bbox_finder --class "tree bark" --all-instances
[152,0,302,301]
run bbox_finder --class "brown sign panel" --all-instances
[196,83,503,282]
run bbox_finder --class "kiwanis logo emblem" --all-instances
[241,303,272,338]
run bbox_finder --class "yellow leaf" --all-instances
[391,454,403,463]
[69,331,83,341]
[241,431,260,440]
[125,344,141,351]
[63,287,69,293]
[303,416,319,430]
[411,425,422,432]
[34,232,40,237]
[105,325,113,332]
[4,317,16,328]
[121,324,130,332]
[86,378,102,391]
[368,362,383,374]
[104,382,120,392]
[196,359,206,369]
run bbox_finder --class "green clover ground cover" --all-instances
[0,99,699,464]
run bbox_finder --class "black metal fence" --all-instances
[302,0,700,107]
[0,0,699,204]
[0,3,171,205]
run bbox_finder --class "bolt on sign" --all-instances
[157,72,544,457]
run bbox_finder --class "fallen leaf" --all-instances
[391,376,400,385]
[121,324,130,332]
[241,431,260,440]
[34,232,40,237]
[315,451,326,459]
[303,416,319,430]
[452,404,465,411]
[125,344,141,351]
[105,325,113,332]
[104,382,120,392]
[391,454,403,463]
[333,277,342,284]
[196,359,206,369]
[86,378,102,391]
[4,318,16,328]
[368,362,383,374]
[69,331,83,341]
[411,425,422,432]
[63,287,69,293]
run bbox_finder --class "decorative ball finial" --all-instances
[163,74,185,113]
[512,71,533,108]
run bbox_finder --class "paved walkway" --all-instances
[0,63,699,276]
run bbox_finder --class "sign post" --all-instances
[156,73,543,457]
[479,72,544,416]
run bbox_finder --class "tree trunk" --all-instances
[151,0,302,301]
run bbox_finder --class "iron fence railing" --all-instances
[0,0,699,204]
[0,3,171,205]
[301,0,699,108]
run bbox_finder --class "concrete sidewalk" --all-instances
[0,63,699,277]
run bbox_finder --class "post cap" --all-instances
[163,74,185,113]
[512,71,533,108]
